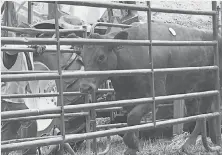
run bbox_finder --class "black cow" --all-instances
[79,21,222,155]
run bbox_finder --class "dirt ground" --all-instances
[138,1,221,30]
[16,1,221,30]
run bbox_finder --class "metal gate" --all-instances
[1,1,221,154]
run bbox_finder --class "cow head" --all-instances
[80,31,128,92]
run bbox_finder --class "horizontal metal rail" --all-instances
[95,107,122,112]
[1,119,165,145]
[1,135,59,145]
[1,89,114,99]
[66,112,220,142]
[2,112,220,152]
[1,106,170,122]
[96,88,115,93]
[1,109,123,122]
[1,112,89,122]
[1,37,217,46]
[1,70,59,74]
[151,7,216,15]
[1,66,218,82]
[2,136,63,152]
[96,119,166,130]
[90,22,132,34]
[1,105,170,122]
[1,26,85,34]
[158,103,173,107]
[38,1,151,11]
[93,22,132,28]
[1,90,218,119]
[1,92,85,98]
[1,47,79,54]
[38,1,216,15]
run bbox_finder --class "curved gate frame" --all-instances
[1,1,221,155]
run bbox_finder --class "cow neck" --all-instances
[112,47,128,70]
[109,48,124,83]
[34,51,84,104]
[35,52,73,70]
[111,47,144,99]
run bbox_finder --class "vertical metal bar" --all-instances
[221,2,222,31]
[83,26,91,154]
[85,94,91,154]
[212,1,221,145]
[54,2,65,153]
[82,25,88,38]
[28,1,32,24]
[91,90,97,155]
[147,1,156,127]
[107,8,113,23]
[82,27,91,154]
[5,1,8,36]
[48,3,55,20]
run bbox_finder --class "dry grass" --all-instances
[8,132,222,155]
[70,132,222,155]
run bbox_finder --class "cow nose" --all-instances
[79,83,92,93]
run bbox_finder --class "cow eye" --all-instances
[97,55,105,63]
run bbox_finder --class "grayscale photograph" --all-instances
[1,1,222,155]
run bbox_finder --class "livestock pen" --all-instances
[1,1,222,155]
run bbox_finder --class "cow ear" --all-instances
[108,31,128,52]
[113,31,128,40]
[67,33,83,51]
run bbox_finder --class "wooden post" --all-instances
[173,100,184,135]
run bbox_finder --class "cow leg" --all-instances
[182,96,213,152]
[208,99,218,144]
[123,76,166,155]
[123,103,152,155]
[182,120,202,151]
[201,98,221,152]
[208,118,216,143]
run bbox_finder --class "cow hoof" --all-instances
[181,139,196,154]
[124,148,138,155]
[204,144,221,153]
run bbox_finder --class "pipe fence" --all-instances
[2,37,218,46]
[1,90,219,119]
[2,112,221,152]
[1,66,218,82]
[1,26,85,34]
[1,1,221,155]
